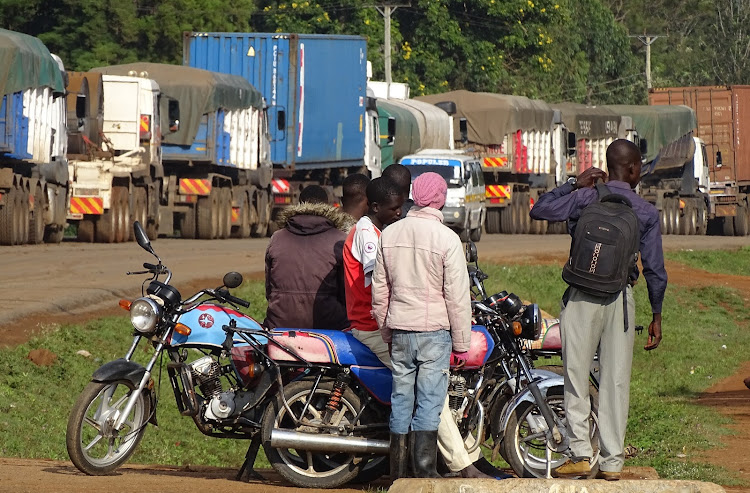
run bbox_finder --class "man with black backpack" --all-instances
[530,139,667,481]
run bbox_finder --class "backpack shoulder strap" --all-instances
[595,182,611,201]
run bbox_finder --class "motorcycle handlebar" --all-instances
[216,288,251,308]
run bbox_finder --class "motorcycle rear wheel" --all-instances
[261,379,384,488]
[66,380,149,475]
[501,386,599,478]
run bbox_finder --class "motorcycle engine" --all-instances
[204,391,237,420]
[447,375,467,422]
[190,356,223,398]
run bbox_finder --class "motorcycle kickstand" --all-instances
[236,434,264,482]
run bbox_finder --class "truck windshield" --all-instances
[405,165,462,188]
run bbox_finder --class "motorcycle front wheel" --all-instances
[261,379,384,488]
[66,380,149,475]
[501,385,600,478]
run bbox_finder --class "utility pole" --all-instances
[373,3,409,98]
[630,34,666,92]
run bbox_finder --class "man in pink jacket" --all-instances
[372,172,472,479]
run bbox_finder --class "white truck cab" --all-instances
[400,150,486,242]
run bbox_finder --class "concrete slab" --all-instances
[388,478,726,493]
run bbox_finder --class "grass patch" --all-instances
[0,256,748,484]
[665,246,750,276]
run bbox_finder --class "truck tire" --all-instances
[179,209,196,239]
[0,186,15,245]
[519,192,531,234]
[485,209,500,234]
[659,204,669,235]
[129,187,148,242]
[77,220,95,243]
[97,188,120,243]
[721,216,735,236]
[664,198,675,235]
[679,200,696,235]
[219,187,232,239]
[16,184,30,245]
[251,189,270,238]
[29,186,45,244]
[197,188,220,240]
[696,201,708,236]
[734,204,749,236]
[470,226,482,242]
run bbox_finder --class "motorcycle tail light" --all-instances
[512,321,523,336]
[119,299,132,311]
[174,323,192,336]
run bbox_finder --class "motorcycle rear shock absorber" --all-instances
[323,370,351,424]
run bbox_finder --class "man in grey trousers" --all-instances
[530,139,667,480]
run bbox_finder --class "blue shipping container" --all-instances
[184,32,367,170]
[0,92,32,161]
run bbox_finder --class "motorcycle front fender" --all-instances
[91,358,158,426]
[92,358,146,386]
[498,374,564,434]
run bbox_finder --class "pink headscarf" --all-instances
[412,172,447,209]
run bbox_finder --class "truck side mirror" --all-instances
[716,151,723,168]
[387,117,396,144]
[277,109,286,131]
[434,101,457,116]
[639,138,648,156]
[459,118,468,144]
[464,166,471,182]
[168,99,180,133]
[366,96,377,112]
[567,131,577,156]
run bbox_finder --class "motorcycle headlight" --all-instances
[130,297,161,334]
[519,304,542,340]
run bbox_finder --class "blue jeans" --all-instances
[389,329,451,434]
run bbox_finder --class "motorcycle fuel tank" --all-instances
[169,304,267,348]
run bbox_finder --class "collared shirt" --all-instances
[343,216,381,331]
[530,180,667,313]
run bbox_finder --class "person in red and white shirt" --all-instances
[344,177,403,363]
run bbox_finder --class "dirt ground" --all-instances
[1,233,749,492]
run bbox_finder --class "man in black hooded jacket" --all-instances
[264,185,354,330]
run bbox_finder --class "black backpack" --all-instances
[562,183,640,297]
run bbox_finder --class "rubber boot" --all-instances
[409,430,441,478]
[390,433,409,481]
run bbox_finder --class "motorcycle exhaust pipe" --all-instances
[270,429,390,455]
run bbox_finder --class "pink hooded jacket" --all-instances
[371,206,472,352]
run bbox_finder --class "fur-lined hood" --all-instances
[276,202,356,233]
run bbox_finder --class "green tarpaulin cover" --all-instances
[416,90,555,145]
[603,104,697,163]
[0,28,64,97]
[550,103,621,140]
[92,63,263,146]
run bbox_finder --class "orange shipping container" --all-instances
[649,86,750,185]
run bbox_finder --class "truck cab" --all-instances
[400,150,486,242]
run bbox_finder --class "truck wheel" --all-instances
[16,184,30,245]
[129,187,147,242]
[485,209,499,234]
[696,202,708,236]
[197,188,220,240]
[659,204,669,235]
[721,216,735,236]
[251,189,270,238]
[470,226,482,242]
[97,187,126,243]
[734,205,749,236]
[671,198,682,235]
[77,220,95,243]
[500,205,512,234]
[219,187,232,239]
[179,209,196,239]
[29,186,45,244]
[680,200,696,235]
[0,186,16,245]
[233,193,251,238]
[519,192,531,234]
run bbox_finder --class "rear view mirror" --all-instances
[567,131,577,156]
[133,221,154,255]
[168,99,180,133]
[459,118,468,144]
[434,101,457,116]
[639,138,648,156]
[223,272,243,289]
[464,166,471,181]
[277,109,286,131]
[716,151,723,168]
[387,117,396,144]
[465,241,478,263]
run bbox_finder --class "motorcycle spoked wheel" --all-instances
[501,386,600,478]
[66,380,150,475]
[261,379,386,488]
